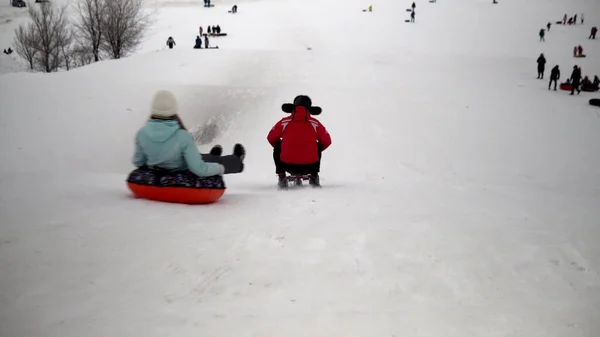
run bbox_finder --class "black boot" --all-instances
[209,145,222,156]
[278,173,287,189]
[309,174,321,187]
[233,143,245,161]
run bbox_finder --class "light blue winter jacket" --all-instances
[133,119,223,177]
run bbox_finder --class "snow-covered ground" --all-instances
[1,0,600,336]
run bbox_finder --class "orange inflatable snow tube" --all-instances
[126,168,226,204]
[127,183,225,204]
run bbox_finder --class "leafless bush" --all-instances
[101,0,151,59]
[13,24,39,70]
[73,0,106,62]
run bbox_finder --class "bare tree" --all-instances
[13,24,39,70]
[27,2,72,72]
[71,42,95,67]
[101,0,151,59]
[73,0,106,62]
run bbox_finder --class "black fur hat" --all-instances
[281,95,322,115]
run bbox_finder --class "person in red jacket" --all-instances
[267,95,332,187]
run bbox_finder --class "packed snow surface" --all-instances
[1,0,600,336]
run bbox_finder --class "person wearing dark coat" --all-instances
[570,66,582,95]
[536,53,546,79]
[593,75,600,90]
[204,35,210,48]
[166,37,176,49]
[590,27,597,39]
[549,65,560,90]
[216,25,221,34]
[194,36,202,49]
[573,14,577,25]
[539,28,545,41]
[410,11,415,22]
[231,4,237,13]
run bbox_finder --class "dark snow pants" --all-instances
[273,141,321,176]
[548,78,558,90]
[571,80,581,94]
[202,154,244,174]
[538,67,545,79]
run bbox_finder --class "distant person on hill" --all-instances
[536,53,546,79]
[194,36,202,49]
[563,14,567,24]
[199,26,203,36]
[411,11,415,22]
[204,35,210,48]
[132,90,246,177]
[577,45,583,56]
[547,22,551,31]
[549,65,560,90]
[231,4,237,13]
[593,76,599,90]
[166,37,176,49]
[539,28,545,41]
[216,25,221,34]
[3,47,12,55]
[581,13,584,24]
[590,27,597,39]
[568,17,573,25]
[207,26,212,35]
[573,14,577,24]
[570,65,582,95]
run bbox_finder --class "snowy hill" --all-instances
[1,0,600,336]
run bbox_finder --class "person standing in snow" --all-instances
[194,36,202,49]
[581,13,584,24]
[199,26,203,36]
[216,25,221,35]
[570,65,582,95]
[231,4,237,13]
[207,26,212,35]
[573,14,577,25]
[204,35,210,48]
[536,53,546,79]
[132,90,246,177]
[548,65,560,90]
[411,11,415,22]
[590,27,597,39]
[166,37,176,49]
[577,45,583,56]
[563,14,567,24]
[547,22,551,31]
[539,28,545,41]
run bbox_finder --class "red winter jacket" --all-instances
[267,106,332,164]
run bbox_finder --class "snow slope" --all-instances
[1,0,600,336]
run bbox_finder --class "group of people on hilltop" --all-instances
[199,25,223,36]
[536,54,599,94]
[3,47,13,55]
[562,13,583,25]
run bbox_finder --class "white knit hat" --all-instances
[150,90,178,118]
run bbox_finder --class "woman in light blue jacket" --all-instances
[133,90,245,177]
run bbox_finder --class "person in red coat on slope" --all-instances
[267,95,332,187]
